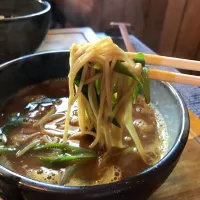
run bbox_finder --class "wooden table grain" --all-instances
[150,137,200,200]
[38,28,200,200]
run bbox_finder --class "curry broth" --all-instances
[0,80,168,186]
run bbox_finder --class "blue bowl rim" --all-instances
[0,0,51,21]
[0,50,190,195]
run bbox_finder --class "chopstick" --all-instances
[127,52,200,72]
[110,22,200,86]
[110,22,135,52]
[149,69,200,86]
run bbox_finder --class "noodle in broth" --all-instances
[0,38,168,186]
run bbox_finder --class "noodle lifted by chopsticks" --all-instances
[63,37,150,164]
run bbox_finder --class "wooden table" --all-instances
[38,27,98,52]
[38,27,200,200]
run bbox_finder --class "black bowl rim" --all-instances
[0,51,190,195]
[0,0,51,21]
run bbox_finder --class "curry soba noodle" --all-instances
[0,37,168,186]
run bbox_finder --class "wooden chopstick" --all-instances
[110,23,200,144]
[110,21,200,86]
[149,69,200,86]
[110,22,135,52]
[127,52,200,72]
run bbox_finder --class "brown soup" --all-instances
[0,79,168,186]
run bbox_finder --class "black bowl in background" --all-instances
[0,51,189,200]
[0,0,51,63]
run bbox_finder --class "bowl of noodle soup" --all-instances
[0,39,189,200]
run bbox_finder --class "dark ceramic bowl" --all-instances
[0,51,189,200]
[0,0,50,63]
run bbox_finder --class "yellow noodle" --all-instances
[63,65,88,142]
[68,131,96,140]
[84,73,103,85]
[64,37,149,164]
[34,107,56,128]
[90,74,106,148]
[77,93,86,131]
[71,65,88,104]
[113,82,137,116]
[85,100,96,128]
[105,57,112,113]
[88,83,98,119]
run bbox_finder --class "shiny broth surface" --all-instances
[0,80,168,186]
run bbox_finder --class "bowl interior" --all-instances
[0,51,189,191]
[0,0,47,18]
[150,81,186,151]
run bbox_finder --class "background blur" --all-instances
[50,0,200,66]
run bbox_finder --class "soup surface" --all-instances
[0,79,168,186]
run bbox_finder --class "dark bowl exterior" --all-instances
[0,1,50,63]
[0,51,189,200]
